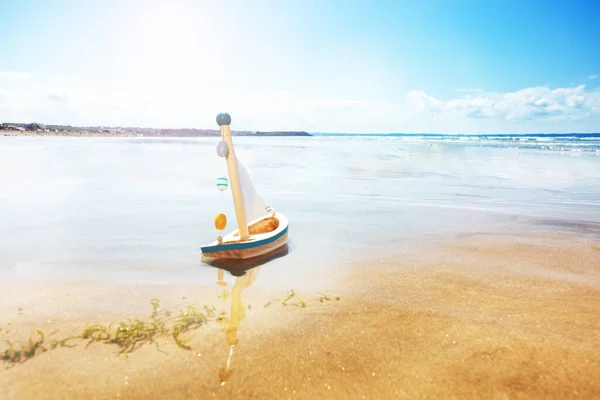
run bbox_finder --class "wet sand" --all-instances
[1,229,599,399]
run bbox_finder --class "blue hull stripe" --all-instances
[201,225,288,253]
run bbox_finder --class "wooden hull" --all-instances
[202,243,290,273]
[200,213,289,261]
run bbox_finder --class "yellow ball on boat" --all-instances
[215,213,227,230]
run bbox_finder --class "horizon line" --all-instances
[1,122,599,137]
[310,132,600,136]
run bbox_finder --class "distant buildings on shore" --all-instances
[1,122,51,132]
[0,122,312,137]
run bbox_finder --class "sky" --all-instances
[0,0,599,133]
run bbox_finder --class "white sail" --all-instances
[235,155,270,224]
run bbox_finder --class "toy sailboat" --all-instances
[200,112,289,261]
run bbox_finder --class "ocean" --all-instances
[0,134,598,289]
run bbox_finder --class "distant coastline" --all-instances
[0,122,312,137]
[311,132,600,138]
[2,122,598,138]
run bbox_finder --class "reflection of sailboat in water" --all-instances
[215,265,260,386]
[206,235,289,385]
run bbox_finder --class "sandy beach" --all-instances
[2,0,600,396]
[1,135,599,399]
[1,226,599,399]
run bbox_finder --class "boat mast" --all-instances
[217,112,250,240]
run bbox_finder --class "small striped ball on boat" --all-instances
[216,177,228,191]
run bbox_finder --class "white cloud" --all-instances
[589,74,598,80]
[456,88,484,93]
[405,90,444,113]
[0,88,9,104]
[48,92,69,103]
[1,71,599,133]
[0,72,31,80]
[444,85,593,122]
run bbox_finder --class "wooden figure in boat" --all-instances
[200,112,289,261]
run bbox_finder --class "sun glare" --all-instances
[122,3,218,82]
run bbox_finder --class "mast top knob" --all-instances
[216,113,231,126]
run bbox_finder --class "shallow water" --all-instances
[0,135,598,288]
[1,135,599,399]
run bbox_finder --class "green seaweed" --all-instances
[318,292,340,302]
[1,290,340,368]
[281,289,296,306]
[2,329,75,365]
[264,289,332,308]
